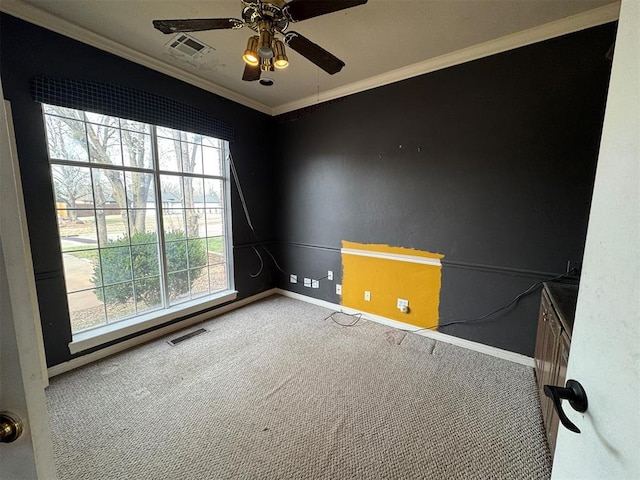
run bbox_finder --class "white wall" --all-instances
[552,0,639,477]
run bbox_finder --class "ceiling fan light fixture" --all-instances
[257,21,274,59]
[273,39,289,69]
[242,36,260,65]
[261,57,275,72]
[152,0,369,82]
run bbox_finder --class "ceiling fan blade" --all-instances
[242,63,261,82]
[285,0,368,22]
[153,18,242,34]
[284,32,345,75]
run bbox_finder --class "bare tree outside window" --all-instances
[44,104,229,333]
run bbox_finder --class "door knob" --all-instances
[0,412,24,443]
[544,379,588,433]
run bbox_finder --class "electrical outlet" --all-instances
[328,270,333,281]
[303,278,311,287]
[364,291,371,301]
[397,298,409,314]
[336,284,342,295]
[312,280,319,289]
[290,274,297,284]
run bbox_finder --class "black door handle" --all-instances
[543,379,588,433]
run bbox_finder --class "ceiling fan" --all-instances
[153,0,368,82]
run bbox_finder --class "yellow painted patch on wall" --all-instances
[341,241,444,329]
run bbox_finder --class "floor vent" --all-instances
[168,328,208,346]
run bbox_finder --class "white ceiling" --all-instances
[2,0,619,115]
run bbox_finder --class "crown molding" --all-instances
[272,2,621,116]
[0,0,273,115]
[1,1,620,117]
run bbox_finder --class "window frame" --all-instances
[42,105,236,353]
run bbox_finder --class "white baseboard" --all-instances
[48,286,534,378]
[47,288,278,378]
[275,289,535,368]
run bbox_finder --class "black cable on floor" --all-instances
[324,311,363,327]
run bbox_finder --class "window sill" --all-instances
[68,290,238,354]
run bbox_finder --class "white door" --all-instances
[552,0,639,478]
[0,91,57,477]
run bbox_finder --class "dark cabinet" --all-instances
[534,282,578,457]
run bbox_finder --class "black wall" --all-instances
[1,13,615,364]
[274,24,616,356]
[0,14,277,367]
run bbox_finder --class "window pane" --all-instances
[156,126,180,139]
[43,104,83,120]
[190,176,205,198]
[85,112,120,127]
[163,209,186,237]
[57,209,98,249]
[51,165,93,208]
[87,122,123,165]
[180,177,192,209]
[204,179,223,203]
[126,172,154,210]
[202,136,221,148]
[120,119,150,134]
[45,115,88,162]
[62,250,100,291]
[181,142,203,174]
[134,277,162,313]
[160,174,183,208]
[131,243,160,279]
[157,136,182,172]
[168,271,191,305]
[129,209,158,239]
[98,246,132,286]
[206,236,226,263]
[104,283,136,322]
[165,240,188,273]
[181,131,201,144]
[190,178,206,234]
[92,168,126,210]
[68,289,106,332]
[103,211,129,243]
[189,268,209,298]
[209,263,227,292]
[182,209,203,239]
[131,244,162,313]
[121,130,152,169]
[202,146,222,176]
[182,176,198,208]
[187,238,207,268]
[205,209,224,238]
[206,190,222,209]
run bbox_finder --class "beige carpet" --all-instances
[46,295,551,479]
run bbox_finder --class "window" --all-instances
[43,104,233,336]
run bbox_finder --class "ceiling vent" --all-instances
[166,34,212,60]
